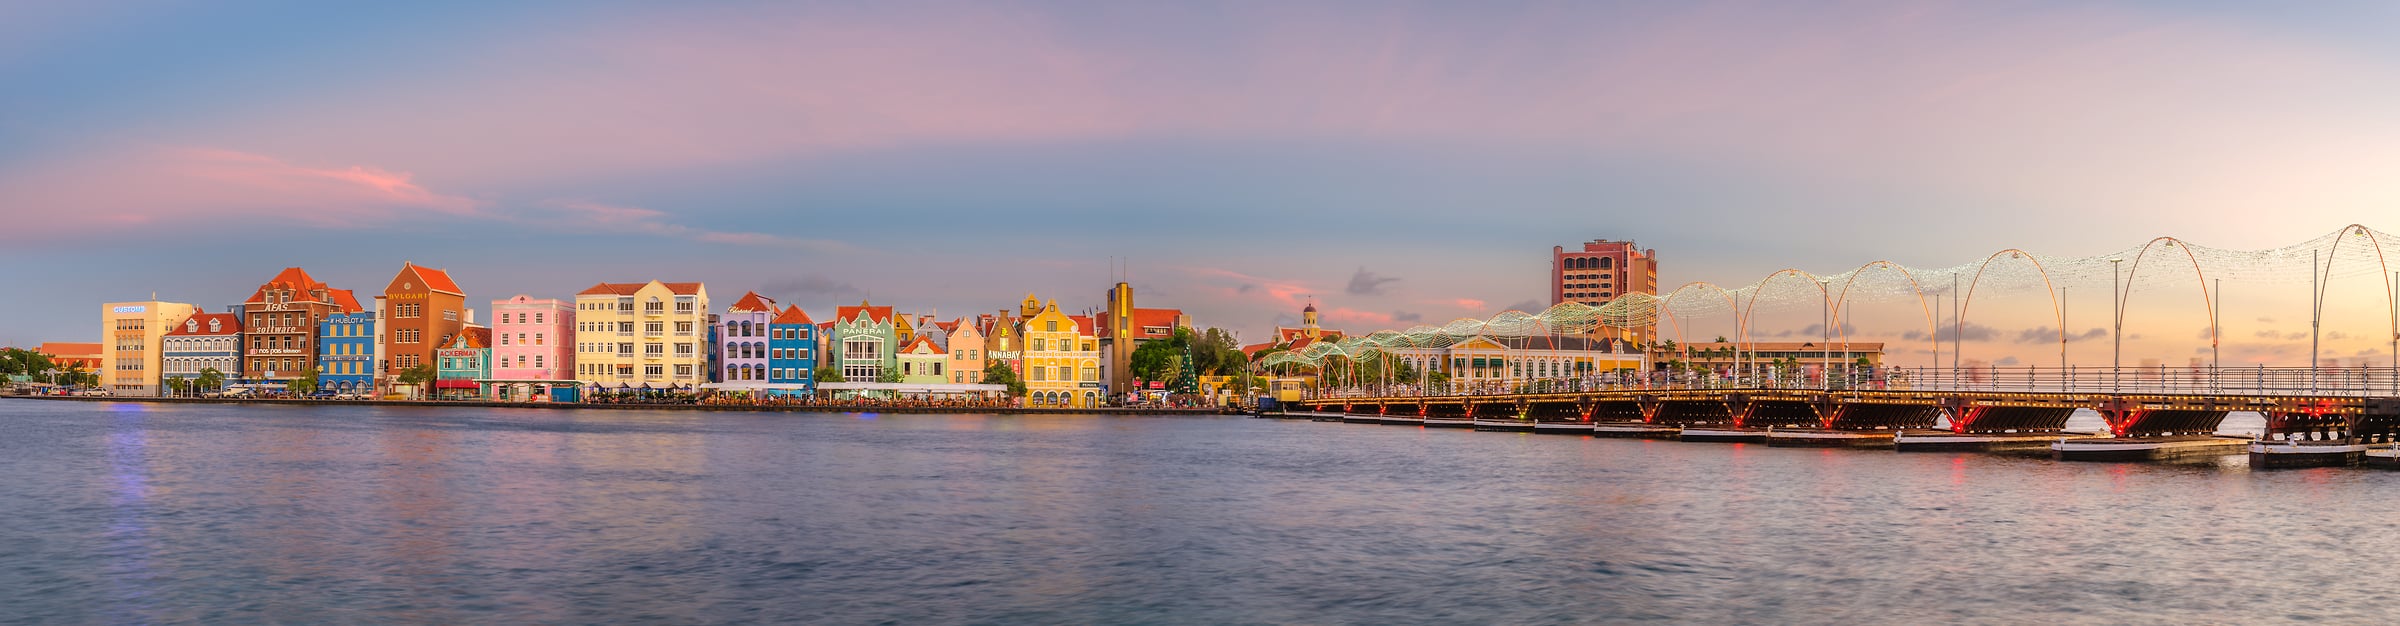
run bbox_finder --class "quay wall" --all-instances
[1,395,1228,416]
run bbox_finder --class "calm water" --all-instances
[2,400,2394,624]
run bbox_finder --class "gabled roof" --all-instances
[901,336,945,355]
[772,305,815,325]
[837,301,893,324]
[441,327,491,349]
[725,291,777,313]
[328,289,365,314]
[578,281,704,296]
[935,320,959,333]
[393,262,463,296]
[1066,315,1095,336]
[244,267,329,304]
[166,312,243,336]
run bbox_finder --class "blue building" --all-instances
[768,305,818,396]
[317,307,377,395]
[162,312,243,394]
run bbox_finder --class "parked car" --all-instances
[75,388,112,397]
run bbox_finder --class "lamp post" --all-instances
[2109,257,2123,395]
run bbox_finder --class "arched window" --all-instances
[1598,257,1613,269]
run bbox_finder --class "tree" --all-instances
[289,367,320,396]
[875,368,903,384]
[166,377,191,396]
[396,364,438,399]
[60,361,88,387]
[1714,336,1729,344]
[814,365,845,383]
[1130,338,1181,385]
[981,359,1027,396]
[196,367,226,393]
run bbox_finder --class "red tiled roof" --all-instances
[442,327,491,349]
[1066,315,1095,335]
[934,321,959,333]
[1104,305,1180,338]
[773,305,815,325]
[166,312,243,336]
[328,289,365,314]
[901,336,945,355]
[578,282,644,296]
[244,267,327,304]
[1242,341,1279,356]
[578,281,704,296]
[837,302,893,324]
[726,291,777,314]
[36,342,102,357]
[396,262,463,295]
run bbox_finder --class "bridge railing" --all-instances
[1297,366,2400,400]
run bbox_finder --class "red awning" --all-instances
[434,379,480,389]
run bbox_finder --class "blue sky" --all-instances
[6,1,2400,365]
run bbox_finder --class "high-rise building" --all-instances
[1552,239,1659,343]
[100,300,199,396]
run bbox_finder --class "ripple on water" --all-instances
[2,399,2398,623]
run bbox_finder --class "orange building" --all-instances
[381,262,467,374]
[35,342,103,372]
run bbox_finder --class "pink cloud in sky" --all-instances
[0,145,479,235]
[530,199,851,252]
[42,1,2399,249]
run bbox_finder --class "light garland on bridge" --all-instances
[1258,224,2400,371]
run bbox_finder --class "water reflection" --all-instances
[3,400,2398,623]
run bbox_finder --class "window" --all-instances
[675,364,692,376]
[618,322,634,334]
[843,338,880,362]
[645,364,664,376]
[534,333,543,346]
[645,343,664,356]
[618,342,634,355]
[676,321,694,336]
[1032,338,1046,351]
[1046,321,1058,332]
[499,334,510,346]
[1031,367,1046,381]
[645,322,664,335]
[1058,366,1072,381]
[675,343,693,356]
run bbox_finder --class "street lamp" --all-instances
[2109,257,2123,395]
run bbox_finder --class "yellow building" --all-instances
[1019,298,1101,407]
[100,300,200,396]
[572,281,711,389]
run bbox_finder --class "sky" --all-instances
[6,0,2400,367]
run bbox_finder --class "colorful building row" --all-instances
[81,266,1209,405]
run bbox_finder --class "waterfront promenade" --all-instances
[1,394,1227,416]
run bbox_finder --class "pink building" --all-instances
[489,294,576,400]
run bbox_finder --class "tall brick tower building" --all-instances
[1552,239,1658,344]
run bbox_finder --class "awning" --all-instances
[434,379,480,389]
